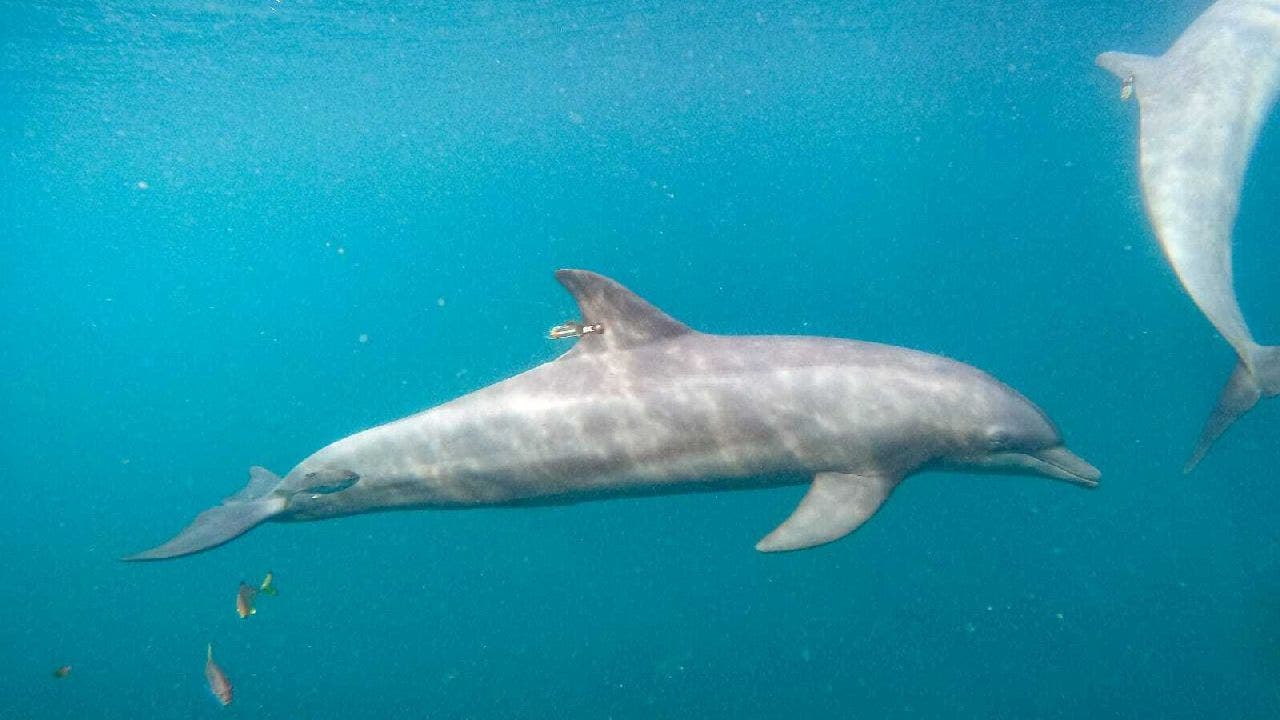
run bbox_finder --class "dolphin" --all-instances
[1097,0,1280,471]
[127,270,1098,561]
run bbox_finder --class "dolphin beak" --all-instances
[1029,446,1100,487]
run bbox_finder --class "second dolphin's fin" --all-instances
[124,467,288,561]
[1185,361,1261,473]
[1186,347,1280,472]
[755,471,898,552]
[1096,51,1162,102]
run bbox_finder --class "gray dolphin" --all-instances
[1097,0,1280,471]
[127,270,1098,561]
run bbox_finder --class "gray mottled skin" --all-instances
[127,270,1098,561]
[290,336,1049,514]
[1098,0,1280,470]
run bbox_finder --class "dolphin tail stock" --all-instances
[1184,347,1280,473]
[124,466,287,561]
[1256,346,1280,397]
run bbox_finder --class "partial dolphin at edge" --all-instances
[1096,0,1280,471]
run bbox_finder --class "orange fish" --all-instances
[235,581,257,619]
[52,665,71,679]
[205,643,232,706]
[259,570,277,597]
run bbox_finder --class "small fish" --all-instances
[235,581,257,619]
[205,643,233,706]
[259,570,277,597]
[52,665,71,679]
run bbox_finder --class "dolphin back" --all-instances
[125,467,287,561]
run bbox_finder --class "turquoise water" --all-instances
[3,0,1279,717]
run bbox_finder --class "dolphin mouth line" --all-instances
[1030,446,1101,487]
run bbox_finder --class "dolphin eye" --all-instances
[985,428,1011,450]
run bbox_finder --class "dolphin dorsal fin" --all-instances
[1096,51,1162,103]
[226,466,281,503]
[554,269,693,355]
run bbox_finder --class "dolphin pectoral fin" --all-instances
[125,495,287,561]
[755,472,898,553]
[1185,360,1265,473]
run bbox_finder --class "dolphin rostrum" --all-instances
[127,270,1098,561]
[1097,0,1280,471]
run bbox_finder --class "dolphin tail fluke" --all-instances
[1183,350,1280,473]
[124,467,287,561]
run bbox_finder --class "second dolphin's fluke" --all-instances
[127,270,1097,561]
[1097,0,1280,470]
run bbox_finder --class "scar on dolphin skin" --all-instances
[127,269,1097,561]
[1098,0,1280,470]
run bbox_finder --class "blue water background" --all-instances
[3,1,1279,717]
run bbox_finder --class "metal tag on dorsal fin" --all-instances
[548,321,604,340]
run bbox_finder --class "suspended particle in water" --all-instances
[358,333,369,344]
